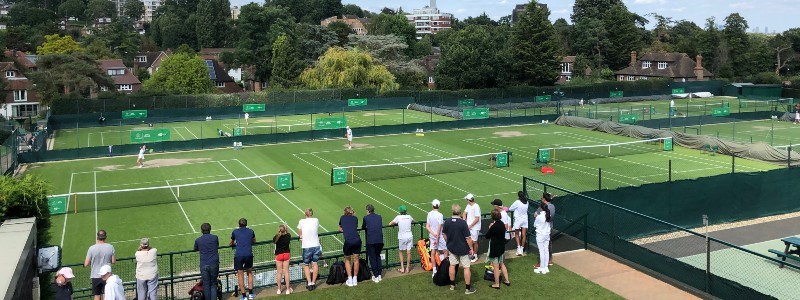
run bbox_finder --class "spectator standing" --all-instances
[426,199,447,275]
[491,199,511,241]
[462,194,481,263]
[230,218,256,300]
[135,238,158,300]
[98,265,124,300]
[362,204,384,283]
[443,204,476,295]
[84,230,116,300]
[389,205,415,274]
[339,206,362,287]
[535,193,556,268]
[508,191,529,256]
[533,202,553,275]
[485,208,511,289]
[194,223,220,300]
[52,267,75,300]
[273,224,292,295]
[298,208,321,291]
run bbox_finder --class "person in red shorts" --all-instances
[273,224,292,295]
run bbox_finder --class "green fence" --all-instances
[523,168,800,299]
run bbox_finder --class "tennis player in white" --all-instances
[244,112,249,125]
[137,145,146,168]
[345,126,353,150]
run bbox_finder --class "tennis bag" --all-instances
[417,239,432,271]
[326,261,347,285]
[357,258,372,282]
[433,259,456,286]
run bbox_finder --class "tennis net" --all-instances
[52,172,294,213]
[330,152,509,185]
[537,138,671,163]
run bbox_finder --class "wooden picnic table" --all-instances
[770,236,800,268]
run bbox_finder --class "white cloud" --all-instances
[730,2,755,9]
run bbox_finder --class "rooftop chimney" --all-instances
[630,51,637,67]
[694,54,704,81]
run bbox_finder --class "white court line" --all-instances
[172,127,187,141]
[94,171,98,234]
[73,159,240,175]
[110,221,282,244]
[97,174,232,189]
[294,143,420,156]
[332,154,437,165]
[462,131,564,141]
[215,161,298,236]
[409,144,536,187]
[231,159,340,244]
[291,153,399,215]
[383,158,469,194]
[178,126,200,139]
[165,180,196,233]
[60,173,74,247]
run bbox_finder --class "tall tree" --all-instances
[341,4,364,17]
[0,175,52,245]
[94,18,142,63]
[294,24,338,64]
[300,47,399,92]
[553,18,572,56]
[150,0,199,49]
[670,21,703,57]
[85,0,116,20]
[230,4,296,82]
[571,0,622,24]
[58,0,86,21]
[348,34,426,88]
[722,13,750,77]
[436,25,508,89]
[144,52,213,94]
[122,0,145,21]
[31,53,115,100]
[647,13,674,52]
[603,5,642,70]
[508,1,559,86]
[369,12,416,47]
[36,34,84,55]
[195,0,231,48]
[270,34,303,88]
[326,21,352,46]
[698,17,723,74]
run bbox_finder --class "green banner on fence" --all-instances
[711,107,731,117]
[243,104,266,112]
[537,149,550,163]
[315,117,347,130]
[332,168,348,184]
[663,138,673,151]
[496,153,508,167]
[618,114,639,124]
[130,128,171,143]
[48,196,67,215]
[348,98,368,107]
[535,95,552,102]
[672,88,685,94]
[463,108,489,120]
[276,173,293,190]
[233,127,243,136]
[609,91,624,98]
[122,110,147,119]
[458,99,475,107]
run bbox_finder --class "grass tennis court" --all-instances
[683,118,800,149]
[567,96,785,121]
[29,123,780,263]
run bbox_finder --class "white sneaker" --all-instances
[353,278,358,286]
[139,165,143,168]
[345,278,352,287]
[470,255,478,263]
[534,268,542,274]
[377,275,382,282]
[285,288,292,295]
[371,276,379,283]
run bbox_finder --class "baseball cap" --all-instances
[98,265,112,276]
[431,199,441,207]
[491,199,503,206]
[57,267,75,279]
[464,193,475,201]
[398,205,407,213]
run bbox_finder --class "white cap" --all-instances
[431,199,441,206]
[346,126,350,129]
[98,265,112,276]
[464,193,475,201]
[57,267,75,279]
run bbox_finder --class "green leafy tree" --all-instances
[300,47,399,93]
[176,44,196,55]
[94,18,142,63]
[370,12,417,46]
[31,53,115,102]
[230,3,296,82]
[266,0,342,23]
[150,0,198,49]
[771,33,797,75]
[0,175,52,245]
[436,25,508,89]
[508,1,559,86]
[270,34,303,88]
[144,52,213,94]
[348,34,426,88]
[341,4,364,17]
[413,34,433,58]
[36,34,84,55]
[85,0,116,20]
[461,13,497,27]
[571,0,623,23]
[294,24,338,64]
[603,4,642,70]
[327,21,352,46]
[670,21,703,57]
[722,13,750,77]
[698,17,723,75]
[84,39,119,59]
[196,0,232,48]
[553,18,572,55]
[123,0,145,21]
[58,0,86,20]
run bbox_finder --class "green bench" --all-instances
[769,237,800,268]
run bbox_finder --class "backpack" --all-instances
[326,261,347,285]
[357,258,372,282]
[483,265,495,281]
[433,259,456,286]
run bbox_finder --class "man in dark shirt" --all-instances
[194,223,219,300]
[442,204,476,295]
[53,267,75,300]
[339,206,362,287]
[230,218,256,300]
[362,204,384,283]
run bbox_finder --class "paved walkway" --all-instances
[555,249,701,300]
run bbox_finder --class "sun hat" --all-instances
[57,267,75,279]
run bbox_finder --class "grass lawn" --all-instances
[565,96,783,122]
[281,255,622,300]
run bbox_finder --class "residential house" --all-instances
[419,47,441,90]
[0,3,9,17]
[0,62,39,118]
[0,22,6,30]
[231,6,239,20]
[511,3,547,25]
[614,51,714,82]
[199,48,241,82]
[133,50,169,75]
[320,15,370,35]
[4,50,38,72]
[98,59,141,93]
[204,58,242,94]
[558,56,575,84]
[406,0,453,39]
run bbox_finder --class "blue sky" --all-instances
[229,0,800,33]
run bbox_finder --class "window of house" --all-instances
[100,86,109,92]
[117,84,132,91]
[627,75,635,81]
[428,76,434,83]
[107,69,125,76]
[639,76,648,80]
[135,56,147,63]
[561,63,571,74]
[5,70,14,78]
[642,61,651,68]
[12,104,38,117]
[13,90,26,102]
[619,75,624,81]
[216,82,225,88]
[658,62,667,69]
[566,75,572,82]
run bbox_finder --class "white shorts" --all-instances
[469,229,479,241]
[513,218,528,230]
[399,237,413,251]
[429,236,446,251]
[138,154,145,160]
[347,137,353,142]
